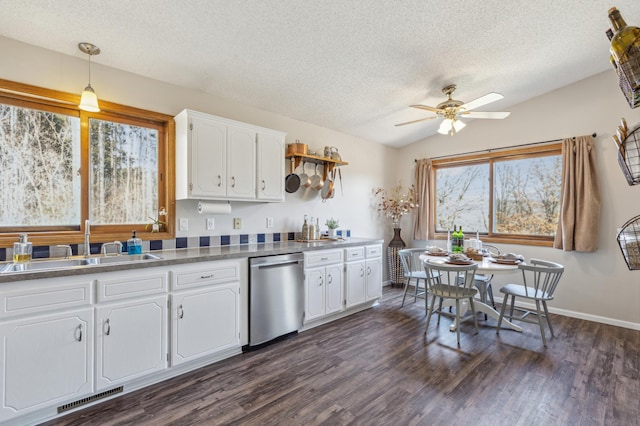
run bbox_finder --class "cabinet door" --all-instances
[256,132,284,201]
[0,308,93,422]
[190,115,227,198]
[171,283,240,366]
[304,267,325,322]
[95,295,167,390]
[345,260,366,308]
[325,264,344,315]
[366,257,383,301]
[227,124,256,199]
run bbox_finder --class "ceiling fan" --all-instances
[395,84,510,135]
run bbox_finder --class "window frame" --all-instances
[430,143,562,247]
[0,78,175,248]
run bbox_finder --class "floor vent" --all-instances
[57,386,124,413]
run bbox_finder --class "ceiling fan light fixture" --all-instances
[78,42,101,112]
[453,118,466,133]
[437,119,452,135]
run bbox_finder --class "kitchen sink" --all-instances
[0,253,163,274]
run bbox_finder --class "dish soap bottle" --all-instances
[301,215,309,241]
[127,231,142,255]
[13,233,32,262]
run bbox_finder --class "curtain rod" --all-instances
[414,132,597,162]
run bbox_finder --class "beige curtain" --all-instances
[412,158,432,240]
[553,135,601,252]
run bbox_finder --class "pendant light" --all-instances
[78,42,101,112]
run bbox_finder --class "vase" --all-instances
[386,227,406,287]
[328,228,336,237]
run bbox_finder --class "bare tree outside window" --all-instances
[434,151,561,239]
[89,119,159,225]
[0,104,80,227]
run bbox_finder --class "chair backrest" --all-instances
[398,248,427,275]
[517,258,564,299]
[424,260,478,297]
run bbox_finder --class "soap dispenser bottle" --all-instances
[127,231,142,255]
[13,234,32,262]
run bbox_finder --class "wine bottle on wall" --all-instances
[608,7,640,90]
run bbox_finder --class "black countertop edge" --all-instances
[0,238,384,283]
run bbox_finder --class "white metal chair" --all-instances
[424,260,479,346]
[398,248,429,308]
[496,259,564,347]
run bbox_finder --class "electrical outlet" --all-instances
[266,217,274,228]
[206,218,215,230]
[179,218,189,231]
[233,217,241,229]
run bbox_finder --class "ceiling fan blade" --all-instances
[460,92,504,111]
[394,116,439,127]
[460,111,511,119]
[410,104,441,113]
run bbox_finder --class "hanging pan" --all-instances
[299,161,311,188]
[285,158,300,193]
[310,163,324,190]
[321,168,335,202]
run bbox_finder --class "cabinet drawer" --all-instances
[304,249,343,267]
[344,247,365,262]
[366,245,383,258]
[96,273,168,303]
[0,281,92,319]
[171,262,240,291]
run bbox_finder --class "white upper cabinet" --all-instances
[256,131,285,201]
[175,109,285,202]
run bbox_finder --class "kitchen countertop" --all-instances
[0,237,383,283]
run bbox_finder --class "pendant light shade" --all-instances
[78,42,100,112]
[437,118,466,135]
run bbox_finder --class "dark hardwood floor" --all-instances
[43,287,640,426]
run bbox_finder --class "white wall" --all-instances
[0,36,396,242]
[398,70,640,329]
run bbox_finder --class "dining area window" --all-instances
[432,144,562,245]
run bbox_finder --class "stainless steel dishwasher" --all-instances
[248,252,304,347]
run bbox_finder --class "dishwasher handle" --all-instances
[254,260,303,269]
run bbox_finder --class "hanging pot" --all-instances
[299,161,311,188]
[310,164,324,190]
[321,168,335,202]
[285,158,300,193]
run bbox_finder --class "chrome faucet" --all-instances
[84,220,91,257]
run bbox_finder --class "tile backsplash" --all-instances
[0,230,351,261]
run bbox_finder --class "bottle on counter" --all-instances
[13,233,32,263]
[302,215,309,241]
[127,230,142,255]
[309,217,316,241]
[315,217,320,239]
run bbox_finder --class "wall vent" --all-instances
[57,386,123,413]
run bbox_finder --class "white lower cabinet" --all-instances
[345,245,383,308]
[95,295,167,390]
[170,262,241,366]
[304,249,344,323]
[0,307,94,422]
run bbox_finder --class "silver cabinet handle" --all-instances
[200,274,214,279]
[328,274,333,284]
[217,175,222,187]
[231,176,236,188]
[75,324,83,342]
[104,319,111,336]
[178,304,184,319]
[367,267,371,275]
[318,276,323,286]
[261,180,266,190]
[360,267,364,277]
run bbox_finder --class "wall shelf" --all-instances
[285,153,348,180]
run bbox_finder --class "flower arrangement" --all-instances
[374,185,418,227]
[325,218,340,229]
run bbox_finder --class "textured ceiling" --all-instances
[1,0,639,147]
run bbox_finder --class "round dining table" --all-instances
[420,253,524,332]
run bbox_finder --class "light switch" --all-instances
[233,218,241,229]
[179,218,188,231]
[266,217,274,228]
[206,218,215,230]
